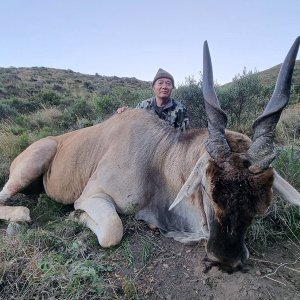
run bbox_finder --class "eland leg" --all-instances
[0,137,57,222]
[72,193,123,248]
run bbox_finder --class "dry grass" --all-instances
[277,103,300,144]
[29,107,63,129]
[0,121,22,159]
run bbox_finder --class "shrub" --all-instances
[0,103,18,119]
[174,76,207,128]
[29,108,63,129]
[75,118,94,129]
[35,127,61,139]
[217,69,266,133]
[10,125,26,135]
[95,95,122,116]
[4,97,41,114]
[94,86,150,117]
[14,115,30,128]
[17,133,30,152]
[38,91,61,106]
[54,99,97,130]
[69,99,96,118]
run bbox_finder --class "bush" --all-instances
[0,103,18,119]
[54,99,97,131]
[95,95,122,116]
[75,118,94,129]
[14,115,30,128]
[35,127,61,139]
[3,97,41,114]
[69,99,96,118]
[38,91,61,106]
[174,76,207,128]
[18,133,30,152]
[94,86,151,117]
[28,108,63,129]
[217,69,267,133]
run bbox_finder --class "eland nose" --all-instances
[232,259,243,269]
[207,252,245,269]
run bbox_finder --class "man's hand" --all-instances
[116,106,128,114]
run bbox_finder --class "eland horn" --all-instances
[203,41,231,163]
[247,37,300,170]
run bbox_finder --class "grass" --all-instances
[277,103,300,144]
[0,214,112,299]
[121,239,135,266]
[121,277,138,300]
[0,155,9,187]
[0,195,160,299]
[0,231,111,299]
[0,122,26,159]
[141,240,154,267]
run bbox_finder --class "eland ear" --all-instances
[272,170,300,206]
[169,154,209,211]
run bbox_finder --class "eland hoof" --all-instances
[6,222,22,236]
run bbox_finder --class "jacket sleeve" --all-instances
[136,99,151,109]
[136,102,143,108]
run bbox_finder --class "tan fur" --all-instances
[0,206,30,222]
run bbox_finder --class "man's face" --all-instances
[153,78,173,100]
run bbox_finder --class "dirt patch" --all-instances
[106,225,300,300]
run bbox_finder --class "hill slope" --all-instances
[0,67,151,100]
[1,61,299,101]
[257,60,300,88]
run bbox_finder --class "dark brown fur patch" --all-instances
[225,131,251,153]
[207,154,274,221]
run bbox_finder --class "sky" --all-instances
[1,0,299,86]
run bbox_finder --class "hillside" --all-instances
[1,61,299,102]
[0,67,151,101]
[257,60,300,88]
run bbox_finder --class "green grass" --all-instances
[121,238,135,266]
[0,215,113,299]
[0,195,159,299]
[141,240,154,267]
[0,240,111,299]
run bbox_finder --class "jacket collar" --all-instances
[152,97,173,109]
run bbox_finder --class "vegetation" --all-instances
[0,63,300,298]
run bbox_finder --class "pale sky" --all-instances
[1,0,299,85]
